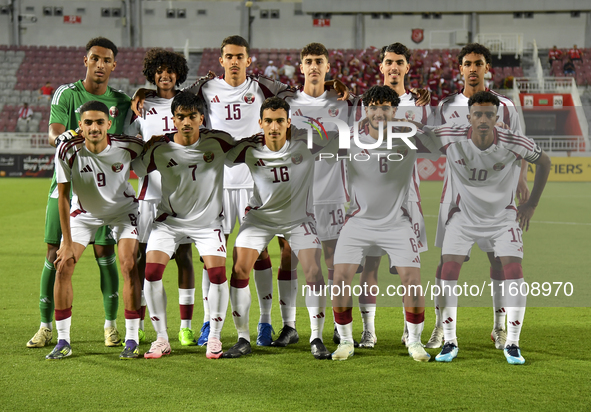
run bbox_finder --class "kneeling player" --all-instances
[426,91,551,364]
[134,92,260,359]
[223,97,336,360]
[48,101,144,360]
[331,86,431,362]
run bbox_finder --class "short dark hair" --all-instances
[260,97,290,119]
[143,48,189,86]
[468,91,500,108]
[79,100,110,117]
[362,86,400,107]
[379,43,411,64]
[300,43,329,61]
[220,35,250,56]
[171,91,205,116]
[457,43,492,65]
[86,37,118,58]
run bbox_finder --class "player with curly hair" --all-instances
[125,48,200,347]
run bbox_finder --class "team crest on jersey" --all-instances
[405,110,416,121]
[328,107,339,117]
[244,93,255,104]
[109,106,119,118]
[112,162,124,173]
[291,153,303,165]
[203,152,215,163]
[493,162,505,171]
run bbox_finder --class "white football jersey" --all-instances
[431,124,542,224]
[185,75,291,189]
[280,88,354,205]
[134,130,257,228]
[344,127,425,227]
[436,89,523,205]
[229,128,336,225]
[55,134,144,218]
[124,91,175,201]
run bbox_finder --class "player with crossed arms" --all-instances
[48,101,144,360]
[423,91,551,364]
[134,91,261,359]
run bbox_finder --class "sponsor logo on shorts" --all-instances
[112,162,124,173]
[109,106,119,118]
[203,151,215,163]
[493,162,505,171]
[291,153,303,165]
[244,92,255,104]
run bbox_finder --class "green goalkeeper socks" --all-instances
[39,258,56,324]
[97,254,119,321]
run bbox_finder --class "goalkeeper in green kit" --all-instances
[27,37,132,349]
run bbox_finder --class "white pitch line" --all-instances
[423,215,591,226]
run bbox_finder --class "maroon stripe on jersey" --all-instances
[440,142,453,155]
[414,135,432,154]
[59,137,84,160]
[341,161,350,202]
[440,175,448,203]
[446,206,460,225]
[497,132,535,150]
[412,165,421,202]
[233,146,251,164]
[305,192,315,218]
[155,213,169,222]
[346,195,361,220]
[506,205,518,212]
[209,136,234,153]
[70,208,85,217]
[498,137,534,152]
[138,175,149,200]
[417,200,424,217]
[421,106,428,124]
[401,207,413,224]
[120,147,138,160]
[147,149,158,173]
[257,79,278,99]
[123,191,138,203]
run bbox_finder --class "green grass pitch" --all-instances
[0,178,589,411]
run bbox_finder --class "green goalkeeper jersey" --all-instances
[47,80,131,198]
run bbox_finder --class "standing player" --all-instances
[134,92,260,359]
[28,37,130,349]
[426,91,551,364]
[135,36,296,347]
[425,43,529,350]
[222,97,334,360]
[125,48,198,346]
[331,86,431,362]
[276,42,353,347]
[356,43,435,348]
[47,101,143,360]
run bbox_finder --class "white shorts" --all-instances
[138,199,157,244]
[313,203,345,242]
[334,216,420,269]
[235,215,321,256]
[69,204,139,247]
[222,188,253,235]
[442,211,524,259]
[147,221,226,259]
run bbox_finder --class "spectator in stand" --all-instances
[39,81,54,102]
[427,72,440,95]
[441,80,452,98]
[568,45,583,62]
[279,56,296,85]
[563,59,576,76]
[252,62,264,77]
[264,60,278,79]
[17,102,34,132]
[548,46,563,66]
